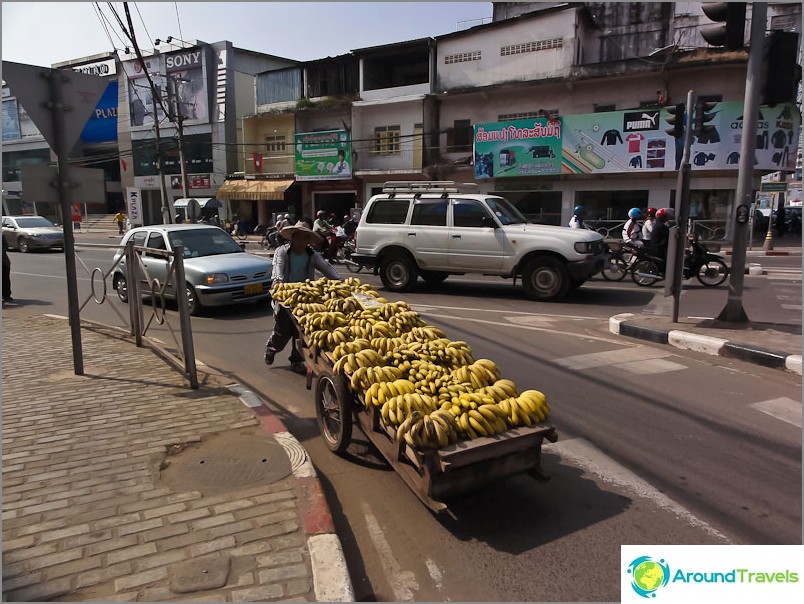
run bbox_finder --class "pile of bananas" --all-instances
[271,277,552,450]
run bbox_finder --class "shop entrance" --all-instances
[313,192,357,223]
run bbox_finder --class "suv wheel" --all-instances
[522,257,570,301]
[380,254,418,291]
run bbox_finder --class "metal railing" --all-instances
[587,219,729,242]
[73,241,198,388]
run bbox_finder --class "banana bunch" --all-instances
[499,390,551,427]
[477,379,519,403]
[364,378,416,406]
[308,327,352,351]
[369,336,406,356]
[292,302,328,317]
[452,359,500,390]
[375,300,411,321]
[324,295,363,314]
[381,392,439,426]
[453,404,510,439]
[350,364,404,391]
[299,311,350,332]
[369,321,401,339]
[331,338,372,361]
[401,326,447,342]
[397,409,460,450]
[388,310,426,333]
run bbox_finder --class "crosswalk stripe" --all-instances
[750,398,802,428]
[556,346,677,371]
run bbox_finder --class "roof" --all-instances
[350,37,434,55]
[434,3,580,42]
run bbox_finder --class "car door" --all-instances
[1,217,15,247]
[141,231,172,298]
[447,199,504,271]
[408,198,450,270]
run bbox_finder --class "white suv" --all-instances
[352,182,606,301]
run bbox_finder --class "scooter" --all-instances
[631,234,729,287]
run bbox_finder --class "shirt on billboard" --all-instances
[625,132,645,153]
[600,129,623,146]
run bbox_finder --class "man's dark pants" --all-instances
[265,304,303,363]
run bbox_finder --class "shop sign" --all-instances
[71,59,116,77]
[2,98,20,141]
[473,118,563,179]
[170,174,211,190]
[126,187,143,226]
[760,181,788,192]
[80,81,118,143]
[295,130,352,180]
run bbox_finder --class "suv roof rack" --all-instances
[382,181,460,194]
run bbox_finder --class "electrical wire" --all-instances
[91,2,120,53]
[174,2,184,43]
[133,2,155,48]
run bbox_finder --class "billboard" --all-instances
[473,118,563,178]
[2,98,20,141]
[165,48,208,124]
[80,80,118,143]
[294,130,352,180]
[126,57,166,128]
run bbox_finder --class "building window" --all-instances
[447,119,472,152]
[373,125,401,155]
[265,135,286,154]
[498,109,559,121]
[444,51,482,64]
[500,38,563,56]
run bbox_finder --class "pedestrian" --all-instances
[622,207,644,248]
[114,210,126,235]
[648,208,673,268]
[642,207,657,240]
[2,237,13,303]
[264,221,342,374]
[569,205,588,229]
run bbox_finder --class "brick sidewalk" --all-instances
[1,314,352,602]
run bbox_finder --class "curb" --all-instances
[610,313,802,376]
[225,382,355,603]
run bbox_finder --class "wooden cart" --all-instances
[293,315,559,513]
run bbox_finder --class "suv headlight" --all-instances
[574,241,595,254]
[205,273,229,285]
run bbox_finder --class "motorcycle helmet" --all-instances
[343,215,350,222]
[646,207,657,218]
[628,207,641,219]
[573,205,585,215]
[655,208,674,222]
[316,210,325,218]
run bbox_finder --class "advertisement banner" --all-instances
[17,101,39,138]
[125,187,143,226]
[473,118,563,179]
[126,57,166,128]
[561,102,800,174]
[2,98,21,141]
[165,48,208,124]
[80,80,118,143]
[170,174,211,190]
[294,130,352,180]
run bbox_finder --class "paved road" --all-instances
[5,245,801,601]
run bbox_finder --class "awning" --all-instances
[173,197,221,209]
[215,179,294,201]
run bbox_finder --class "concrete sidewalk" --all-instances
[1,314,354,602]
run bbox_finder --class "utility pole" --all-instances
[717,2,768,323]
[168,75,190,200]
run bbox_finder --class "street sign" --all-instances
[21,164,105,204]
[2,61,108,154]
[761,182,788,192]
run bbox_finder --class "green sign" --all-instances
[761,181,788,192]
[294,130,352,180]
[474,118,563,179]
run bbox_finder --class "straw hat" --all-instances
[280,220,322,243]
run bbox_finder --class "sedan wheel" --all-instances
[186,285,202,316]
[115,274,129,303]
[17,237,29,253]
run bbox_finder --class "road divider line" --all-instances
[749,398,803,428]
[411,303,599,320]
[545,437,732,543]
[361,501,420,601]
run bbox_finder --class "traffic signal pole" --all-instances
[717,2,767,323]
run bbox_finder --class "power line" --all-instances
[174,2,184,43]
[133,2,155,48]
[91,2,120,53]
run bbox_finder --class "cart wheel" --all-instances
[314,370,353,454]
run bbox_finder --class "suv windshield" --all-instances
[16,217,57,228]
[167,228,242,257]
[485,197,527,225]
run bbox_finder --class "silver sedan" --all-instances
[112,224,273,315]
[1,215,65,252]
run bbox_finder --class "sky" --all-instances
[2,2,494,68]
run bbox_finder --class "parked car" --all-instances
[1,215,64,252]
[112,224,273,315]
[351,181,607,301]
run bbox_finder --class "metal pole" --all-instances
[169,75,190,199]
[717,2,767,323]
[125,240,142,346]
[670,90,696,322]
[48,68,84,375]
[150,90,173,225]
[172,245,198,389]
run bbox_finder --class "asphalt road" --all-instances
[5,243,801,602]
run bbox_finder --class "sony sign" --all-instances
[72,59,117,77]
[165,50,202,71]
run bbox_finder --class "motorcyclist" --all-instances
[642,207,657,240]
[342,214,358,238]
[568,205,588,229]
[313,210,333,256]
[622,207,644,248]
[648,208,673,266]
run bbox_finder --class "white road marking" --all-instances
[617,358,687,374]
[545,437,731,542]
[425,558,445,594]
[361,502,419,601]
[411,303,600,320]
[556,346,676,370]
[781,304,802,311]
[750,397,803,428]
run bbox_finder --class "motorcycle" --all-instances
[631,234,729,287]
[321,227,347,262]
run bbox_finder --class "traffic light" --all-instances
[694,100,718,139]
[665,103,685,138]
[763,30,800,106]
[700,2,746,50]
